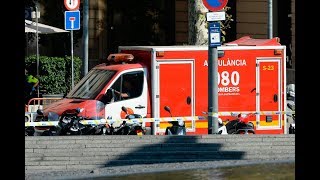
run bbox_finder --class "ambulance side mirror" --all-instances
[122,106,128,114]
[101,89,115,104]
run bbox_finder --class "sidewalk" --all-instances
[25,159,295,180]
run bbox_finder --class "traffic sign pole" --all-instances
[208,21,221,134]
[64,0,80,89]
[64,10,80,89]
[71,30,74,88]
[202,0,228,134]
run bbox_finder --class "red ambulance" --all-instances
[43,36,288,135]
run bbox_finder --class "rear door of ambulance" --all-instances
[256,56,283,132]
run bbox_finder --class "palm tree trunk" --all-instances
[188,0,208,45]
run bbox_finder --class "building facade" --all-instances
[83,0,294,83]
[27,0,294,83]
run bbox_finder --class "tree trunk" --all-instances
[188,0,208,45]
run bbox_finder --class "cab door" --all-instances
[104,68,148,125]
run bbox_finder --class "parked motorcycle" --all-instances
[35,100,106,136]
[223,113,255,134]
[57,108,106,136]
[32,109,60,136]
[57,108,85,135]
[217,118,228,135]
[104,106,146,135]
[164,106,186,135]
[201,111,228,135]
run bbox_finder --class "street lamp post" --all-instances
[35,1,40,97]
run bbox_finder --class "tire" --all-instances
[238,129,255,134]
[247,122,254,129]
[165,127,172,135]
[227,129,236,134]
[145,127,152,135]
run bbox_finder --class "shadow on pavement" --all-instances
[104,135,245,167]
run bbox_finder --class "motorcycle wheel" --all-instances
[165,127,173,135]
[177,127,186,135]
[228,129,236,134]
[41,130,53,136]
[238,130,255,134]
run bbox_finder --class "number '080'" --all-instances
[217,71,240,86]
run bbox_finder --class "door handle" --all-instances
[135,105,145,109]
[186,96,191,105]
[273,94,278,102]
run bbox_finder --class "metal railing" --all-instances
[25,97,63,112]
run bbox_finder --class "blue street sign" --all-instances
[202,0,228,11]
[64,10,80,30]
[208,22,221,47]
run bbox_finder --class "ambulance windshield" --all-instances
[66,69,116,99]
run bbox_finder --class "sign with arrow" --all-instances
[64,0,80,11]
[64,11,80,30]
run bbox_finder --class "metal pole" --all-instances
[26,33,28,57]
[268,0,273,39]
[71,30,74,88]
[82,0,89,76]
[35,2,39,97]
[208,46,219,134]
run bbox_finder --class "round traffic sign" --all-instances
[202,0,228,12]
[64,0,80,11]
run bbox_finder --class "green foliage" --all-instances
[25,55,82,95]
[220,6,234,43]
[25,0,82,57]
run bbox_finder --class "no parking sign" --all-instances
[202,0,228,11]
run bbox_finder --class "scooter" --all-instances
[201,111,228,134]
[32,100,107,136]
[224,113,255,134]
[57,108,84,135]
[164,106,186,135]
[104,106,146,135]
[57,108,106,135]
[217,118,228,135]
[32,109,60,136]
